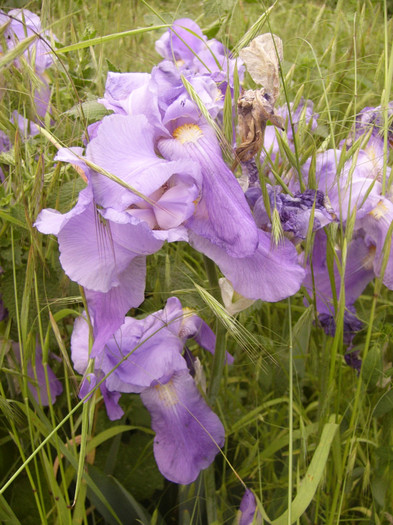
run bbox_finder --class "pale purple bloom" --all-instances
[302,148,384,223]
[190,229,305,302]
[11,110,39,138]
[261,98,319,167]
[303,231,374,318]
[302,231,373,361]
[71,297,225,484]
[0,9,55,118]
[0,8,55,73]
[155,19,207,68]
[155,17,243,121]
[157,97,259,257]
[35,182,164,357]
[344,102,393,147]
[141,369,224,484]
[93,83,259,258]
[12,343,63,405]
[354,193,393,289]
[247,186,335,240]
[239,489,262,525]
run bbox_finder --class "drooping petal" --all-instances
[100,382,124,421]
[85,255,148,357]
[71,313,91,378]
[158,109,259,257]
[239,489,262,525]
[355,195,393,289]
[56,201,162,293]
[190,229,305,302]
[141,369,224,484]
[303,231,375,316]
[13,343,62,406]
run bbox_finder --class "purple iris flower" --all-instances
[94,73,259,257]
[86,73,305,302]
[301,148,385,223]
[12,342,63,406]
[35,177,165,357]
[155,19,207,68]
[238,489,262,525]
[71,297,225,484]
[354,192,393,289]
[302,231,373,358]
[0,8,55,73]
[0,9,55,119]
[303,231,374,317]
[247,185,335,241]
[343,102,393,148]
[155,18,244,92]
[260,98,319,168]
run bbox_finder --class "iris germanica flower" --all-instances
[71,297,225,484]
[12,342,63,405]
[36,19,307,359]
[260,98,319,169]
[238,489,262,525]
[155,18,244,96]
[246,185,335,241]
[96,69,305,301]
[0,8,55,119]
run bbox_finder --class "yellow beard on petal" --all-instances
[154,380,179,407]
[369,200,389,220]
[173,123,203,144]
[362,244,376,270]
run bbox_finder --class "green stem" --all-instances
[287,298,293,525]
[203,256,227,405]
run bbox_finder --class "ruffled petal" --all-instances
[86,113,201,210]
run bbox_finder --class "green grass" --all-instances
[0,0,393,524]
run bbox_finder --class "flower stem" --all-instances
[203,255,227,405]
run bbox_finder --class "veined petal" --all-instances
[85,255,148,357]
[159,123,259,257]
[86,113,201,210]
[57,202,162,292]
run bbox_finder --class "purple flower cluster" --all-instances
[0,8,55,119]
[252,93,393,369]
[34,19,310,482]
[300,134,393,358]
[0,8,56,181]
[71,297,225,484]
[0,10,61,402]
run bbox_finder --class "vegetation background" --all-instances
[0,0,393,524]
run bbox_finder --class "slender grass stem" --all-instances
[287,298,293,525]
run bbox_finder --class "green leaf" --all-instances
[0,493,21,524]
[270,417,339,525]
[361,346,382,389]
[57,25,169,53]
[87,465,153,525]
[372,389,393,418]
[63,100,111,121]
